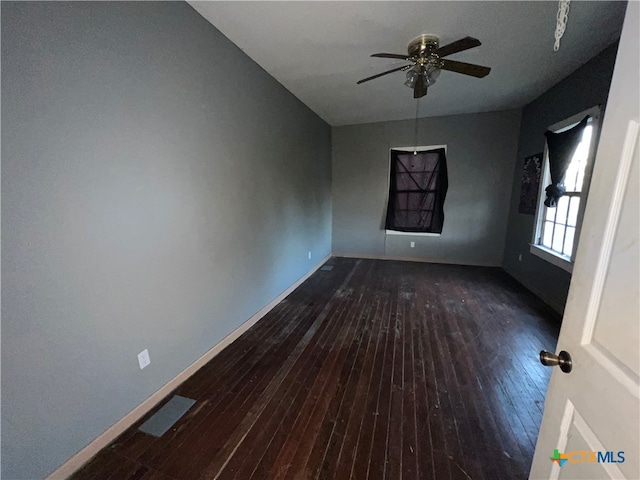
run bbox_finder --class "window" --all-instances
[385,146,448,234]
[531,106,600,272]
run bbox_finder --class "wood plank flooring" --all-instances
[71,257,560,480]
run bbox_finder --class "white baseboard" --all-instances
[332,252,499,268]
[46,254,331,480]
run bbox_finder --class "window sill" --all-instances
[385,230,441,237]
[529,244,574,273]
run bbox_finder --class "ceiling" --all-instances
[189,1,627,126]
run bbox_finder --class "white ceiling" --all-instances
[189,1,627,126]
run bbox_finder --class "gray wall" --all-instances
[332,110,521,266]
[1,2,331,478]
[502,43,619,314]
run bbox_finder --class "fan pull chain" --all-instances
[413,98,420,155]
[554,0,571,51]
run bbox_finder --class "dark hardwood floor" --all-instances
[71,257,560,480]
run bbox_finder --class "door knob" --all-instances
[540,350,572,373]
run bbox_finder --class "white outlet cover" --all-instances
[410,242,415,248]
[138,349,151,370]
[308,251,311,259]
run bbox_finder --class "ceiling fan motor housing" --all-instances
[408,34,440,58]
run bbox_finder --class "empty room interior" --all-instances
[2,2,639,480]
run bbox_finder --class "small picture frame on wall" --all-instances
[518,153,542,215]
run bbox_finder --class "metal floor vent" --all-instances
[138,395,196,437]
[320,265,334,271]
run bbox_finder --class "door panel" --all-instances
[592,150,639,376]
[558,410,625,480]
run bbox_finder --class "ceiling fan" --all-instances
[357,34,491,98]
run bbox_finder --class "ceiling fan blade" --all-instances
[357,64,411,84]
[414,75,427,98]
[435,36,481,58]
[441,59,491,78]
[371,53,411,60]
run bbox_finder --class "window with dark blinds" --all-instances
[385,148,448,233]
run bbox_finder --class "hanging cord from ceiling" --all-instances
[554,0,571,51]
[413,97,422,155]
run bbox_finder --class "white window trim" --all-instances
[530,106,601,272]
[385,144,447,237]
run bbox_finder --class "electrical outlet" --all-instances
[518,254,523,262]
[308,251,312,260]
[410,241,415,248]
[138,349,150,370]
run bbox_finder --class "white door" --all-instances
[529,3,639,480]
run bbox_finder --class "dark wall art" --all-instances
[518,153,542,215]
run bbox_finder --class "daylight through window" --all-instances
[539,124,592,258]
[531,107,600,271]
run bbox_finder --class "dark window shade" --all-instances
[543,115,589,207]
[385,148,448,233]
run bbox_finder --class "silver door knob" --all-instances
[540,350,573,373]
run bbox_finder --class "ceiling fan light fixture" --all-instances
[404,69,419,88]
[425,66,441,86]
